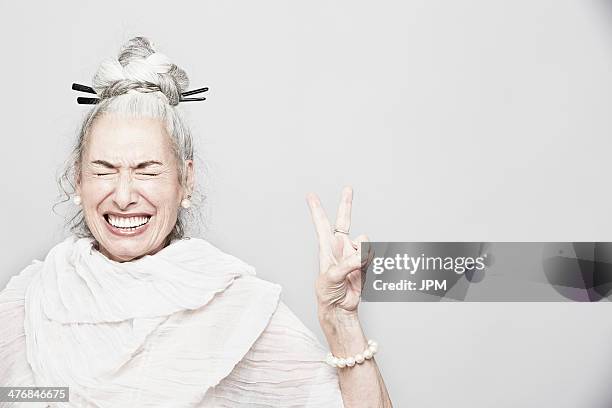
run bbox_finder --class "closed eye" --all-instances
[137,173,160,176]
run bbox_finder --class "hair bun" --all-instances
[92,36,189,106]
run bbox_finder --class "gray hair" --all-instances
[57,36,202,243]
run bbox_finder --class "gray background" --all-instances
[1,0,612,406]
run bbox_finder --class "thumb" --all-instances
[328,251,361,283]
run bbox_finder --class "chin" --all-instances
[103,240,151,262]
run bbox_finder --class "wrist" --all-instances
[318,308,368,357]
[317,306,360,328]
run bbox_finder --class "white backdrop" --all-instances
[1,1,612,406]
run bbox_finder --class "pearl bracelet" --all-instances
[325,339,378,368]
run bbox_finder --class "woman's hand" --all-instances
[306,186,371,322]
[306,187,393,407]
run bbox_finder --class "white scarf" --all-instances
[22,235,282,407]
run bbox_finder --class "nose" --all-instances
[112,172,138,210]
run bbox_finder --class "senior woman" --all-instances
[0,37,392,407]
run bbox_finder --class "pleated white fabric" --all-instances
[0,236,344,407]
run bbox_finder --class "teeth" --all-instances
[107,214,150,229]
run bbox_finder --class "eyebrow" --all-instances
[90,160,164,169]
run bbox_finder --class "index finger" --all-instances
[336,186,353,252]
[334,186,353,235]
[306,192,332,251]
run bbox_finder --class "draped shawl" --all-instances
[0,236,343,407]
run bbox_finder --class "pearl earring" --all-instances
[73,195,82,206]
[181,196,191,209]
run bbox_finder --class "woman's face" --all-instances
[77,114,193,262]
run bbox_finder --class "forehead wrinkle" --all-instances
[81,114,180,178]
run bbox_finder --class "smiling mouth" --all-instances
[104,214,152,231]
